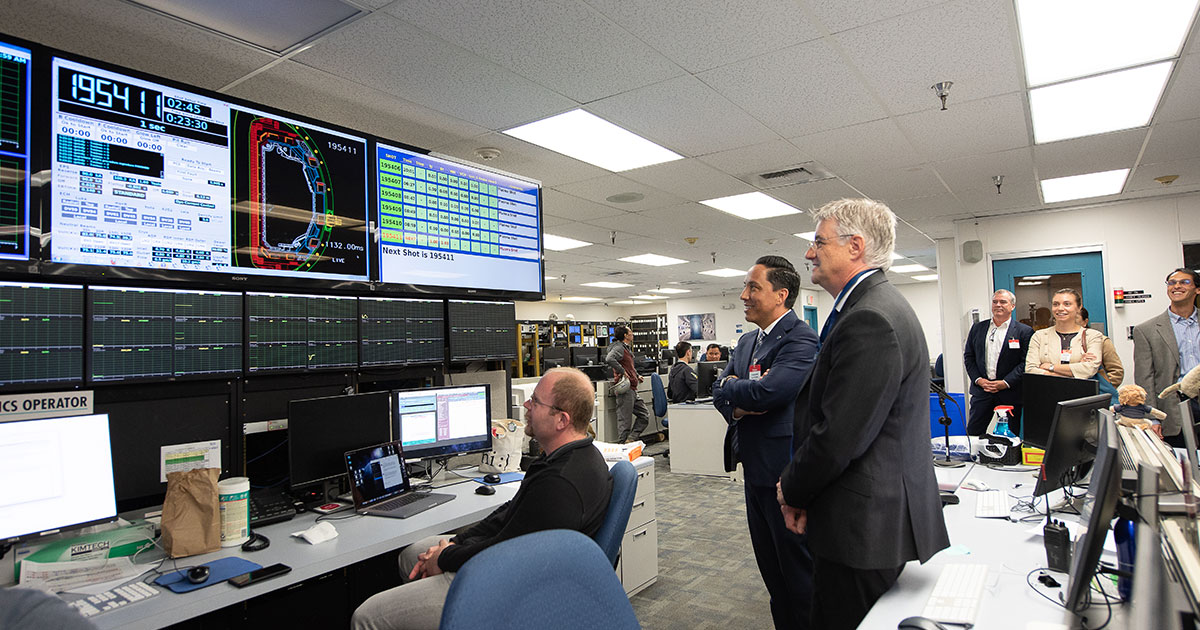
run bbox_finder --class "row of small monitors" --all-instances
[0,35,543,296]
[0,281,517,389]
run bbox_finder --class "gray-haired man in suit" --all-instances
[1133,267,1200,446]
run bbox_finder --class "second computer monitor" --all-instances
[394,384,492,461]
[1034,393,1112,496]
[697,361,727,397]
[1020,374,1099,448]
[288,392,392,491]
[1064,410,1122,613]
[571,346,601,367]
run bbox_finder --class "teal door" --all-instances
[992,252,1106,334]
[803,306,818,331]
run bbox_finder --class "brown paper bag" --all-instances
[161,467,221,558]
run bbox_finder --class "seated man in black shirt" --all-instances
[352,367,613,630]
[668,341,698,402]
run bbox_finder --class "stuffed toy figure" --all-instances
[1113,384,1167,430]
[1159,363,1200,401]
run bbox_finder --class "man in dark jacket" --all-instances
[668,340,698,402]
[963,289,1034,435]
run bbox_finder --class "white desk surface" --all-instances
[860,464,1126,630]
[90,480,516,630]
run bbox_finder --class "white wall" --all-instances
[895,281,943,361]
[514,301,624,322]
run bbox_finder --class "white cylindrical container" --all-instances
[218,476,250,547]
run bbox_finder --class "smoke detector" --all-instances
[474,147,502,161]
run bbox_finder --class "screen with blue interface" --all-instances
[0,40,31,261]
[447,300,516,361]
[374,143,542,294]
[246,292,357,373]
[359,297,444,366]
[50,56,369,282]
[88,285,242,382]
[0,281,83,388]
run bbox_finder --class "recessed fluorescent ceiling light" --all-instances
[649,287,691,294]
[544,275,557,280]
[620,253,686,266]
[503,109,683,172]
[1041,168,1130,203]
[913,274,939,282]
[891,252,905,260]
[560,296,601,302]
[1029,61,1173,143]
[700,192,801,220]
[794,231,816,241]
[581,281,633,288]
[612,300,648,304]
[891,264,930,273]
[544,234,592,251]
[1021,275,1051,280]
[1016,0,1199,86]
[1017,281,1044,286]
[629,294,668,300]
[699,268,746,277]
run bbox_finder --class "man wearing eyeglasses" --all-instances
[1133,268,1200,445]
[352,367,612,630]
[962,289,1034,435]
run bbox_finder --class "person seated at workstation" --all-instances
[351,367,613,630]
[705,343,723,362]
[668,341,698,403]
[1026,288,1103,380]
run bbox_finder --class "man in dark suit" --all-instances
[963,289,1034,435]
[713,255,818,630]
[778,199,949,630]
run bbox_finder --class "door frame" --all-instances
[987,244,1111,332]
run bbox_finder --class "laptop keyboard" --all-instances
[373,492,427,511]
[249,488,297,526]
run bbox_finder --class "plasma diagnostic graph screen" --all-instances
[375,143,542,295]
[447,300,516,361]
[359,297,444,367]
[0,40,32,261]
[0,281,83,388]
[49,56,370,282]
[246,292,357,373]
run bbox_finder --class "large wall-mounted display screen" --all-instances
[0,281,83,388]
[49,56,370,283]
[0,39,32,262]
[375,143,542,295]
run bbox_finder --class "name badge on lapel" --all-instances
[748,364,762,381]
[1008,339,1020,349]
[1060,349,1072,363]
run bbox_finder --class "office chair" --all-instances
[649,372,669,458]
[439,529,641,630]
[932,353,945,389]
[592,459,638,568]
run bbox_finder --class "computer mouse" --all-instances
[187,565,210,584]
[475,484,496,495]
[897,616,950,630]
[963,480,990,491]
[483,473,501,484]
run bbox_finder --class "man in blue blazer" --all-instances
[713,255,818,630]
[963,289,1034,435]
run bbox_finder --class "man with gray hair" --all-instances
[962,289,1034,435]
[777,198,948,630]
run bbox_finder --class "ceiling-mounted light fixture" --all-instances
[610,231,617,245]
[711,251,717,264]
[474,147,501,161]
[993,175,1004,194]
[931,81,953,111]
[1155,175,1179,185]
[684,237,698,245]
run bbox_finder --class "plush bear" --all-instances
[1159,363,1200,401]
[1114,384,1167,430]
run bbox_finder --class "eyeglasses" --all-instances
[527,393,563,413]
[1166,279,1195,287]
[808,233,855,250]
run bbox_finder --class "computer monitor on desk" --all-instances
[1034,393,1111,496]
[288,392,392,494]
[1064,410,1122,614]
[697,361,727,397]
[571,346,600,367]
[0,414,117,544]
[1021,374,1099,448]
[394,384,492,463]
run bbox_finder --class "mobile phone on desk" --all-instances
[228,563,291,588]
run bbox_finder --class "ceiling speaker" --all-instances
[962,240,983,263]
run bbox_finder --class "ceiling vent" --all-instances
[748,161,836,189]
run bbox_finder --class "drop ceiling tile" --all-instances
[1142,118,1200,164]
[761,178,867,215]
[805,0,950,34]
[1,0,273,90]
[1156,53,1200,123]
[293,12,575,129]
[834,0,1022,115]
[586,75,779,157]
[545,250,604,265]
[698,38,887,138]
[131,0,361,53]
[587,0,821,73]
[553,175,686,212]
[887,194,967,221]
[385,0,682,102]
[433,132,609,188]
[1127,157,1200,192]
[542,190,629,222]
[844,166,950,202]
[697,139,815,182]
[621,159,757,202]
[790,119,922,175]
[907,216,960,239]
[1032,129,1147,179]
[932,147,1039,214]
[635,203,791,242]
[896,93,1029,162]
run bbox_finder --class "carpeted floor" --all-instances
[629,441,776,630]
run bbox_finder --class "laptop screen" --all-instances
[345,441,411,507]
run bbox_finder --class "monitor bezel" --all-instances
[1034,393,1112,496]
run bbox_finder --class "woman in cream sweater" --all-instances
[1025,288,1103,379]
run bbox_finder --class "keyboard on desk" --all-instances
[374,491,427,511]
[249,488,296,526]
[67,581,160,617]
[922,563,988,626]
[974,490,1015,519]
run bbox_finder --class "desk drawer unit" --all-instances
[618,458,657,596]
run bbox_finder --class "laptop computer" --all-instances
[344,440,455,519]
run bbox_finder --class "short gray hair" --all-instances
[810,198,896,272]
[993,289,1016,304]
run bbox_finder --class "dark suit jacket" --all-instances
[963,317,1034,403]
[781,272,949,570]
[713,309,818,487]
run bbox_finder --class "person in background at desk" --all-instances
[1133,267,1200,444]
[777,198,948,630]
[668,340,698,403]
[351,367,612,630]
[1025,288,1103,380]
[705,343,723,362]
[714,255,818,630]
[606,325,650,443]
[962,289,1033,435]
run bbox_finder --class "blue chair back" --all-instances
[649,372,668,418]
[439,529,640,630]
[592,459,637,567]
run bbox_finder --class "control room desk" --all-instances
[93,481,515,630]
[666,403,740,481]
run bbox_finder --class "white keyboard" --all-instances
[67,581,160,617]
[974,490,1014,518]
[921,563,988,626]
